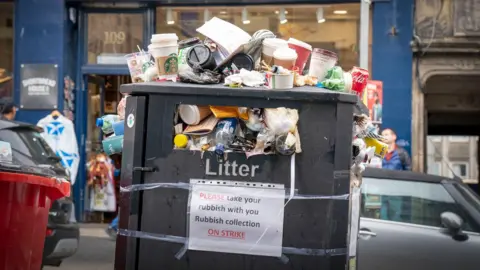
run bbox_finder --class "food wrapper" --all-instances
[210,106,249,120]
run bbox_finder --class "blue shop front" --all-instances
[7,0,414,221]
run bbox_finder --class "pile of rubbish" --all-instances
[125,17,369,95]
[174,105,300,157]
[97,95,128,156]
[351,114,387,173]
[123,16,381,160]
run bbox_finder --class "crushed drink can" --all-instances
[350,66,369,98]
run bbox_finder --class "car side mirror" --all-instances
[441,212,463,234]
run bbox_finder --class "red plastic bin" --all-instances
[0,170,71,270]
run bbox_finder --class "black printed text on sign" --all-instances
[187,182,285,257]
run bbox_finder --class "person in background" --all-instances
[1,103,17,121]
[105,167,121,240]
[105,215,118,240]
[381,128,411,171]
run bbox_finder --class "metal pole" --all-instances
[359,0,371,69]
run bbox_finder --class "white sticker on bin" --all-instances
[127,113,135,128]
[187,181,285,257]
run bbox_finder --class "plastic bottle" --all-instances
[214,118,238,155]
[96,115,120,134]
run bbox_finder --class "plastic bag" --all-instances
[244,108,264,131]
[179,66,222,84]
[245,127,275,158]
[319,66,345,91]
[263,108,299,135]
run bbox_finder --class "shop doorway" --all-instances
[412,68,480,194]
[83,74,128,223]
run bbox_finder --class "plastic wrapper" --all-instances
[245,127,276,158]
[117,95,128,120]
[264,108,299,135]
[179,66,222,84]
[319,66,345,91]
[244,108,265,131]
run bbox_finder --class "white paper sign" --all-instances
[188,182,285,257]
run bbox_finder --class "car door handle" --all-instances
[359,230,377,237]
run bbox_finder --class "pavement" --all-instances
[44,224,115,270]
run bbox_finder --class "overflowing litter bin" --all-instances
[0,163,71,270]
[115,82,365,270]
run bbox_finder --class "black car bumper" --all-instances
[43,223,80,264]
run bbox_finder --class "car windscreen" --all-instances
[454,183,480,214]
[0,127,59,166]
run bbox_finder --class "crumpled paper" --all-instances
[224,69,265,87]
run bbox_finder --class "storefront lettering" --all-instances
[104,31,126,45]
[22,77,56,96]
[205,158,259,177]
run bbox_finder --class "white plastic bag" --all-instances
[264,108,299,135]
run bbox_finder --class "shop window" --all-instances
[0,3,14,100]
[156,4,360,70]
[87,13,143,65]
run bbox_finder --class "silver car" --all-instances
[359,169,480,270]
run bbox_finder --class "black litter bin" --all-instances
[115,82,364,270]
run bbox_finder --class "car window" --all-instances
[361,177,473,231]
[0,127,57,166]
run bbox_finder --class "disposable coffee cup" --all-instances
[308,48,337,80]
[273,47,297,70]
[125,52,151,83]
[287,38,312,74]
[178,105,212,125]
[148,33,179,80]
[267,73,294,89]
[262,38,288,66]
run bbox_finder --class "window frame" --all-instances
[449,162,469,179]
[448,136,470,142]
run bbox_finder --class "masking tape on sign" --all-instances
[120,182,349,201]
[118,229,348,262]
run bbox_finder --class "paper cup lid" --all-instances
[288,38,312,51]
[151,33,178,43]
[273,47,298,60]
[178,105,200,125]
[263,38,288,48]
